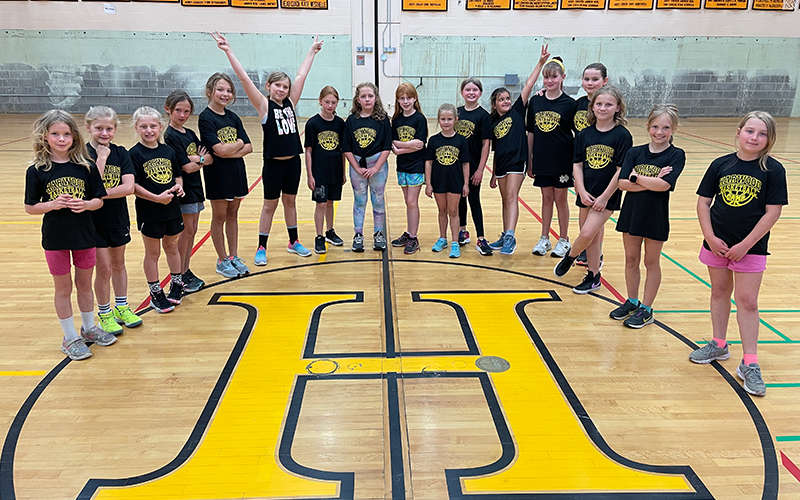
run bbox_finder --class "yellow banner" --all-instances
[403,0,447,10]
[609,0,653,8]
[281,0,327,8]
[561,0,605,8]
[656,0,700,8]
[513,0,558,9]
[752,0,794,9]
[467,0,511,9]
[704,0,747,8]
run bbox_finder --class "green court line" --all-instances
[661,252,712,287]
[662,310,800,313]
[694,340,800,345]
[766,383,800,388]
[776,436,800,442]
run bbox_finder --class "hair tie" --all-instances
[546,59,565,72]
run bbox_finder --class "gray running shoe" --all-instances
[61,337,92,360]
[532,236,551,256]
[352,233,365,252]
[689,340,730,364]
[230,256,250,275]
[80,325,117,347]
[736,361,766,396]
[216,258,239,278]
[373,230,387,251]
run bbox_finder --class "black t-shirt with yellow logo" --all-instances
[697,153,788,255]
[574,96,590,132]
[491,96,528,170]
[456,106,492,175]
[392,111,428,174]
[304,113,345,185]
[573,124,633,210]
[130,143,182,223]
[87,143,134,230]
[197,107,250,200]
[164,126,205,205]
[25,161,106,251]
[616,144,685,242]
[343,114,392,159]
[425,132,471,194]
[526,92,577,176]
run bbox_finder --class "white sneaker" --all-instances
[532,236,552,256]
[551,238,571,258]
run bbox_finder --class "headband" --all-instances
[546,59,565,72]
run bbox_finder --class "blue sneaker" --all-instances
[287,241,312,257]
[254,246,267,266]
[500,234,516,255]
[449,242,461,258]
[432,237,448,252]
[488,232,506,250]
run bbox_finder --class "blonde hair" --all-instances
[393,82,422,120]
[32,110,90,171]
[587,86,627,127]
[646,104,680,144]
[205,72,237,105]
[736,111,777,172]
[437,103,458,121]
[131,107,165,143]
[265,71,292,99]
[84,106,119,128]
[351,82,388,121]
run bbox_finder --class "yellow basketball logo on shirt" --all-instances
[719,174,762,208]
[535,111,561,133]
[101,164,121,190]
[435,145,460,166]
[586,144,614,170]
[634,164,662,177]
[186,142,198,157]
[45,177,86,201]
[217,126,238,144]
[494,117,513,140]
[354,127,377,149]
[574,110,589,131]
[318,130,340,151]
[396,125,416,142]
[143,158,174,185]
[455,119,475,139]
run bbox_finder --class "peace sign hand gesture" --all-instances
[211,31,231,53]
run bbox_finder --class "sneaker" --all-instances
[392,232,410,247]
[551,238,571,258]
[458,229,471,246]
[689,340,730,364]
[254,246,267,266]
[449,242,461,258]
[287,241,312,257]
[500,234,516,255]
[554,253,577,277]
[167,282,183,305]
[150,289,175,313]
[573,271,601,294]
[404,236,420,255]
[476,238,493,256]
[609,299,639,320]
[373,230,387,251]
[61,337,92,360]
[182,270,205,293]
[488,232,506,251]
[623,307,654,329]
[325,228,344,246]
[80,325,117,347]
[576,250,588,266]
[352,233,365,252]
[216,258,239,278]
[98,311,123,335]
[532,236,552,256]
[230,256,249,275]
[113,305,142,328]
[737,361,766,396]
[315,235,327,254]
[432,237,448,252]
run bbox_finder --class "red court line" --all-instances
[0,136,30,148]
[677,131,800,165]
[781,451,800,483]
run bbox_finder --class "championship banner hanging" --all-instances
[466,0,511,10]
[403,0,447,10]
[752,0,794,9]
[561,0,605,8]
[704,0,747,8]
[609,0,654,9]
[656,0,700,9]
[513,0,558,10]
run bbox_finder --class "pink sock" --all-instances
[743,354,758,366]
[713,337,727,349]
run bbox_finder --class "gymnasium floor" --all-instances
[0,113,798,500]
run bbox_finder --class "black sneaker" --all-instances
[325,228,344,246]
[476,238,493,256]
[167,282,183,305]
[458,229,471,246]
[554,254,577,277]
[150,289,174,313]
[404,236,419,254]
[352,233,364,252]
[575,249,588,266]
[573,271,601,294]
[623,307,654,329]
[392,232,410,247]
[609,299,639,320]
[314,235,327,254]
[373,230,387,251]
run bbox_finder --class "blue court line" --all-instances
[776,436,800,442]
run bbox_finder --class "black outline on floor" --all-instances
[0,257,776,499]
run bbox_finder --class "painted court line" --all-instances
[678,130,800,165]
[0,136,30,148]
[776,436,800,442]
[781,451,800,484]
[0,371,47,377]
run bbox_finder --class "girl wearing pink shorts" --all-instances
[689,111,788,397]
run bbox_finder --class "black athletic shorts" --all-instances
[263,156,301,200]
[95,226,132,248]
[533,173,573,189]
[312,183,343,203]
[138,216,184,239]
[494,161,525,178]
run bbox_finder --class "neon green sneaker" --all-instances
[113,305,143,328]
[98,311,123,335]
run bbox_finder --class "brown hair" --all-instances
[204,72,236,105]
[165,90,195,114]
[32,110,91,171]
[583,62,608,80]
[350,82,388,121]
[460,77,483,92]
[542,56,565,79]
[265,71,292,99]
[489,87,510,121]
[587,86,627,127]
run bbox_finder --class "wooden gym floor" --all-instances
[0,113,798,500]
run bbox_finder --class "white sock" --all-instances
[59,317,79,340]
[80,311,95,331]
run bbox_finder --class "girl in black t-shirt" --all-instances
[487,44,550,256]
[574,63,608,133]
[613,104,685,329]
[690,111,788,397]
[164,91,213,295]
[304,86,346,254]
[391,82,428,255]
[130,107,186,314]
[553,86,632,295]
[213,31,323,265]
[24,110,114,361]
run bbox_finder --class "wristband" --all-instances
[629,173,638,184]
[199,155,205,165]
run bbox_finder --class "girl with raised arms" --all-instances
[488,44,550,256]
[689,111,787,397]
[212,31,323,265]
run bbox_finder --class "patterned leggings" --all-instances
[350,153,388,234]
